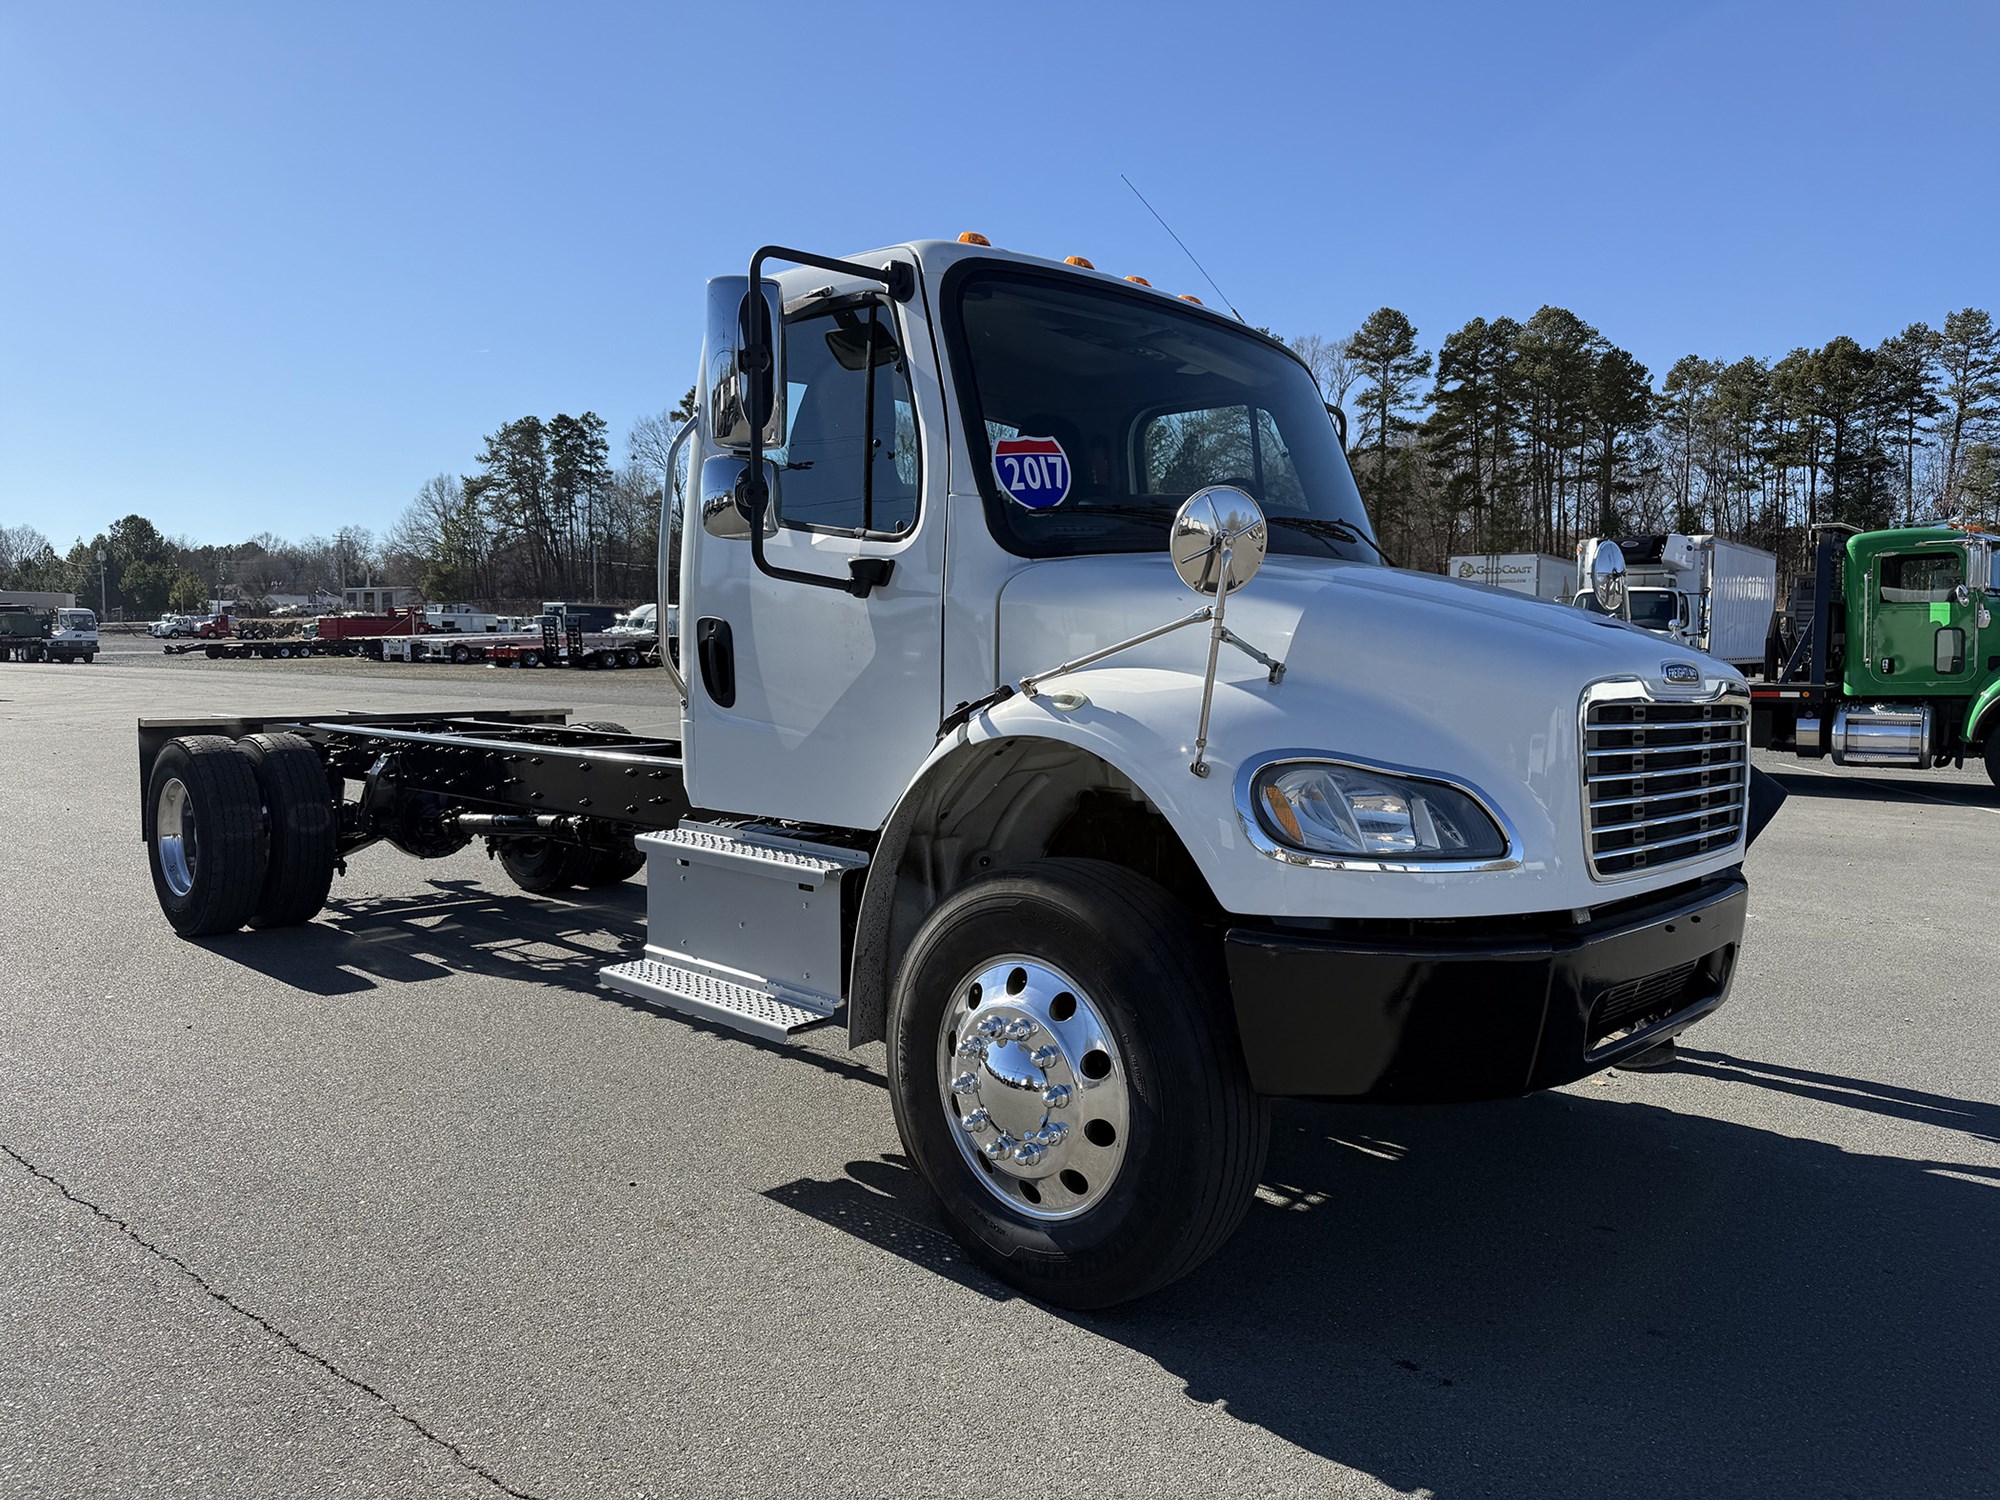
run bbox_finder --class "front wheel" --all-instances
[888,858,1268,1309]
[1985,734,2000,790]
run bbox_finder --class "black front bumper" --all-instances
[1223,872,1747,1101]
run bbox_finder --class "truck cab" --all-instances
[1758,524,2000,782]
[136,236,1776,1307]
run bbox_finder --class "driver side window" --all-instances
[767,303,919,536]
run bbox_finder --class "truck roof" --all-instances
[769,237,1304,369]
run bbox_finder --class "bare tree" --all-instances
[0,523,53,576]
[1289,331,1362,416]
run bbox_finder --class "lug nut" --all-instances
[1041,1084,1071,1109]
[1038,1122,1068,1147]
[1002,1018,1037,1041]
[977,1016,1007,1039]
[1030,1046,1060,1069]
[951,1071,979,1095]
[960,1108,991,1134]
[982,1135,1013,1160]
[1012,1141,1048,1166]
[957,1035,985,1058]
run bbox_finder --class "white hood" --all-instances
[978,553,1742,920]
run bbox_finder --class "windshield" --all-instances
[946,266,1379,563]
[59,610,95,630]
[1626,589,1680,629]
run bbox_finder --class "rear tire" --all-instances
[147,737,270,937]
[887,858,1268,1309]
[239,733,338,928]
[496,838,592,893]
[568,722,646,885]
[1984,733,2000,789]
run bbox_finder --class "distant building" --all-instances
[342,585,418,613]
[0,589,77,610]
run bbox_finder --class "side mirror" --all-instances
[1171,486,1268,596]
[703,276,787,452]
[1952,582,1972,607]
[700,455,779,540]
[1591,541,1627,613]
[1326,403,1348,448]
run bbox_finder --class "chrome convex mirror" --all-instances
[1591,540,1628,613]
[699,455,778,540]
[703,276,787,452]
[1171,486,1268,596]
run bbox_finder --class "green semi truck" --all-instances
[1754,522,2000,785]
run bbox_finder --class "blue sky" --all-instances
[2,0,1993,549]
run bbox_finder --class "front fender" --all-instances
[1965,676,2000,749]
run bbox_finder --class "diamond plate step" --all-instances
[598,957,834,1043]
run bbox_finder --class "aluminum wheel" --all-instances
[936,956,1130,1221]
[155,777,199,898]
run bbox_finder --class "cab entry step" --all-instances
[596,821,868,1043]
[598,957,834,1042]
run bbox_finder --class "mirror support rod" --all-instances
[739,245,914,600]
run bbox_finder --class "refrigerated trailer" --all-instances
[1574,534,1776,671]
[135,235,1782,1307]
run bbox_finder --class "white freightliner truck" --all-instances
[1574,533,1777,671]
[135,238,1776,1307]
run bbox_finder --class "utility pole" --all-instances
[96,547,107,617]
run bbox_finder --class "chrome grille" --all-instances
[1583,687,1749,879]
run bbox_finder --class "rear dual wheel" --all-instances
[146,733,337,936]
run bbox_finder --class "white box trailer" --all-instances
[1446,553,1577,603]
[1703,538,1779,669]
[1576,534,1776,672]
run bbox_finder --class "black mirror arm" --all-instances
[739,474,894,598]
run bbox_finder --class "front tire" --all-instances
[1985,733,2000,789]
[147,737,269,937]
[887,858,1267,1309]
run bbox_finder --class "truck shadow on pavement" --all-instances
[774,1085,2000,1500]
[200,877,891,1092]
[1764,767,2000,806]
[198,878,649,997]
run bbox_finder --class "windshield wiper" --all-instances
[1264,515,1399,567]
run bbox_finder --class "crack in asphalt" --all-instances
[2,1141,546,1500]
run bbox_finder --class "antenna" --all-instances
[1121,174,1244,321]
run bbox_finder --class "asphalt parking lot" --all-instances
[3,650,1997,1499]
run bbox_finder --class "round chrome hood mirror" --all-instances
[1171,486,1268,596]
[1591,540,1628,612]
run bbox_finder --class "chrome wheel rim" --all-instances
[936,956,1130,1221]
[156,777,198,898]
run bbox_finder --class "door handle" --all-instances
[697,617,736,707]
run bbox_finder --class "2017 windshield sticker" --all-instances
[993,436,1071,510]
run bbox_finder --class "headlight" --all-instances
[1251,761,1508,861]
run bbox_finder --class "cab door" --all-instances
[680,277,947,831]
[1862,545,1977,692]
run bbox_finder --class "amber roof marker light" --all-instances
[957,231,991,246]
